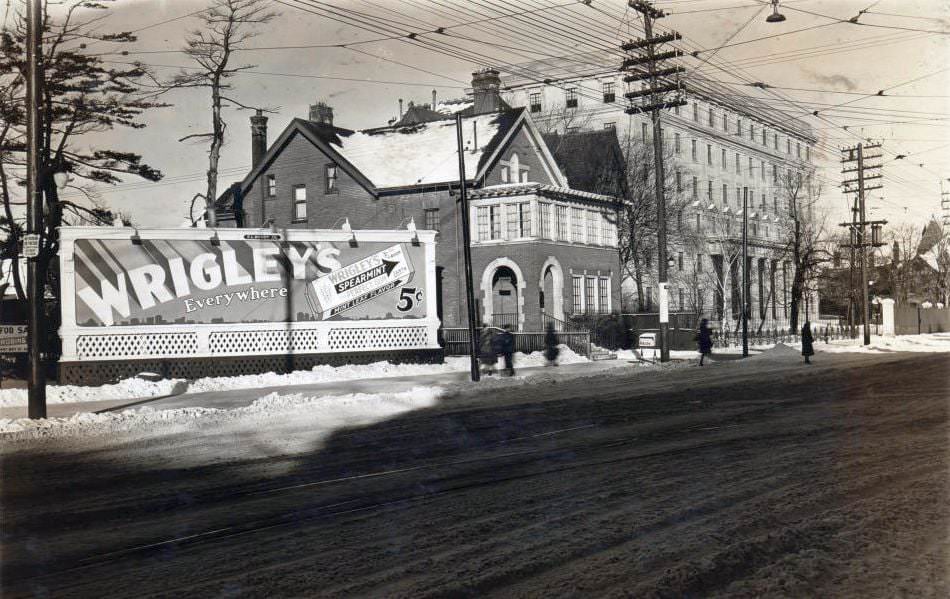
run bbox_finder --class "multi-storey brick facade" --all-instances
[225,74,621,332]
[501,57,820,329]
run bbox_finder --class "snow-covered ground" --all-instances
[0,346,588,409]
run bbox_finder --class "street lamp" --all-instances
[766,0,786,23]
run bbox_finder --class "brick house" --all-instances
[226,71,621,332]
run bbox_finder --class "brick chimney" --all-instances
[250,109,268,168]
[471,68,502,114]
[309,101,334,126]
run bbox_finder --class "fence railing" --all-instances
[488,312,519,330]
[443,328,591,358]
[709,323,875,348]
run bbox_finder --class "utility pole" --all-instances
[840,142,885,346]
[742,187,749,357]
[455,113,480,382]
[26,0,47,419]
[621,0,686,363]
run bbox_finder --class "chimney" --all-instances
[250,109,268,168]
[432,89,437,110]
[309,101,333,126]
[471,68,502,114]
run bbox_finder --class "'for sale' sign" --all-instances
[0,324,28,353]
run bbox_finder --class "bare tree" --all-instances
[884,223,922,304]
[777,169,832,332]
[169,0,276,226]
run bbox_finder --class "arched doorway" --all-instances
[538,257,565,324]
[492,267,518,329]
[480,258,526,331]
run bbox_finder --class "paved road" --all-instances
[1,350,947,597]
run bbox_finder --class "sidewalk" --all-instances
[0,360,631,420]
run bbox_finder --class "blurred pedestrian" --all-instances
[801,321,814,364]
[544,322,560,366]
[495,324,515,376]
[696,318,713,366]
[479,326,497,375]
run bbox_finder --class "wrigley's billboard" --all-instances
[68,233,428,327]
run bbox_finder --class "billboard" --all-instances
[70,235,428,327]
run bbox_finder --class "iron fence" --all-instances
[709,323,877,348]
[443,328,591,358]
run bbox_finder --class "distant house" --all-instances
[222,69,621,331]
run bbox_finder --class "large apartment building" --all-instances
[501,58,821,329]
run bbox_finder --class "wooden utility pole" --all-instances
[26,0,47,419]
[621,0,686,363]
[455,114,480,382]
[742,187,749,357]
[840,142,885,346]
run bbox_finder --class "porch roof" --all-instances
[467,183,615,204]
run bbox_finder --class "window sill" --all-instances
[291,219,308,224]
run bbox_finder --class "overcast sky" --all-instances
[25,0,950,228]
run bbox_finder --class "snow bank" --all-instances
[0,386,443,441]
[820,333,950,354]
[0,346,588,408]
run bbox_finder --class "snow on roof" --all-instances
[920,247,941,271]
[435,98,474,115]
[327,111,516,188]
[468,183,615,203]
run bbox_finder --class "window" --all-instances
[787,138,791,154]
[708,109,715,127]
[774,133,779,150]
[762,129,767,145]
[773,196,779,212]
[571,207,585,243]
[750,124,755,142]
[507,202,530,238]
[760,160,766,181]
[692,176,698,199]
[566,88,578,108]
[691,139,697,161]
[598,278,609,313]
[674,132,681,154]
[500,165,510,183]
[797,142,801,158]
[602,81,615,103]
[772,164,778,184]
[424,208,439,232]
[325,164,338,193]
[721,148,727,169]
[706,143,712,165]
[748,156,753,174]
[695,213,702,232]
[529,92,542,113]
[736,119,742,136]
[736,186,741,206]
[587,209,600,245]
[696,253,703,272]
[676,171,682,193]
[708,180,713,201]
[692,103,698,122]
[723,114,728,131]
[572,276,583,313]
[677,252,684,271]
[761,193,767,211]
[603,122,616,130]
[601,211,611,246]
[556,205,568,240]
[266,174,277,197]
[586,277,597,313]
[479,205,502,241]
[806,146,810,161]
[735,153,741,174]
[642,122,649,140]
[722,184,728,205]
[539,202,552,239]
[293,185,307,221]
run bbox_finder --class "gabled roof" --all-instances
[239,108,567,194]
[542,129,624,195]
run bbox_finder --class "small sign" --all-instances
[638,333,656,348]
[22,234,40,258]
[0,324,28,353]
[658,281,669,324]
[243,233,282,240]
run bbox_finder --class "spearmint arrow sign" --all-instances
[310,244,413,319]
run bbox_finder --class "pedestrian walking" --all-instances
[801,321,815,364]
[495,324,515,376]
[696,318,713,366]
[543,322,560,366]
[479,326,497,375]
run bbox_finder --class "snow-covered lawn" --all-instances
[0,346,588,409]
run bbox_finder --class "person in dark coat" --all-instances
[543,322,560,366]
[478,326,497,375]
[801,321,815,364]
[696,318,713,366]
[495,324,515,376]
